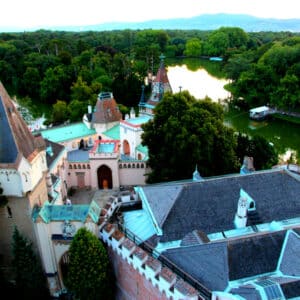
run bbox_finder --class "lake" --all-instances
[166,60,300,163]
[167,65,231,102]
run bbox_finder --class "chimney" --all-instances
[234,188,256,228]
[234,189,248,228]
[240,156,255,175]
[130,107,135,119]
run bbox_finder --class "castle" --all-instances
[1,56,300,299]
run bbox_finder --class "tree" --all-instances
[51,100,69,124]
[236,133,278,170]
[68,99,87,122]
[141,91,239,183]
[184,38,202,57]
[65,227,114,300]
[12,226,50,299]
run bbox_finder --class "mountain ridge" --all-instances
[2,13,300,33]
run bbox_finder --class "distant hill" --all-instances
[2,14,300,33]
[85,14,300,32]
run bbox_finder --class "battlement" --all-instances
[100,223,201,300]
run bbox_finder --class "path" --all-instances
[68,188,119,208]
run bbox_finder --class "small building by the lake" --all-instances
[249,105,274,120]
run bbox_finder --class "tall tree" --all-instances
[236,133,278,170]
[65,227,114,300]
[141,91,239,183]
[12,226,50,299]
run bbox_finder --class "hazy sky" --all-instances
[2,0,299,30]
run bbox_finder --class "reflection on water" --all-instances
[167,65,231,101]
[248,120,269,130]
[224,106,300,162]
[167,63,300,163]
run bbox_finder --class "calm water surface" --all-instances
[166,62,300,162]
[167,64,231,101]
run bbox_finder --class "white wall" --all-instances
[120,122,143,159]
[0,168,23,196]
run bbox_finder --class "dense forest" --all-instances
[0,28,299,124]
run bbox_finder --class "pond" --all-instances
[166,59,300,163]
[167,64,231,102]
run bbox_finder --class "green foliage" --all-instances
[142,91,239,183]
[65,227,114,300]
[184,38,202,57]
[236,133,278,170]
[68,99,87,122]
[51,100,69,124]
[0,28,299,119]
[12,226,50,299]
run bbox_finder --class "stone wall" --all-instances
[101,224,201,300]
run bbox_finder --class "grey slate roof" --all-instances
[281,280,300,298]
[180,230,209,246]
[0,82,45,165]
[163,230,291,293]
[67,149,90,162]
[45,139,65,169]
[0,95,18,163]
[163,241,229,291]
[143,169,300,243]
[227,231,286,280]
[278,230,300,276]
[230,285,262,300]
[142,184,182,228]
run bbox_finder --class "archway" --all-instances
[123,140,130,156]
[59,251,70,285]
[97,165,112,189]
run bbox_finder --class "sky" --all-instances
[1,0,299,30]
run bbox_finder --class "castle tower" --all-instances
[84,91,122,135]
[0,81,48,275]
[140,54,173,116]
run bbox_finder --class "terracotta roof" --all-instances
[146,58,172,107]
[92,94,122,124]
[0,82,45,166]
[154,60,172,85]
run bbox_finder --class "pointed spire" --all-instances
[159,53,166,61]
[139,85,146,106]
[193,165,203,181]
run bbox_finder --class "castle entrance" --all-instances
[97,165,112,189]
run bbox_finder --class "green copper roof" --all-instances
[102,124,120,140]
[34,200,100,223]
[125,115,152,125]
[40,122,96,143]
[136,144,148,154]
